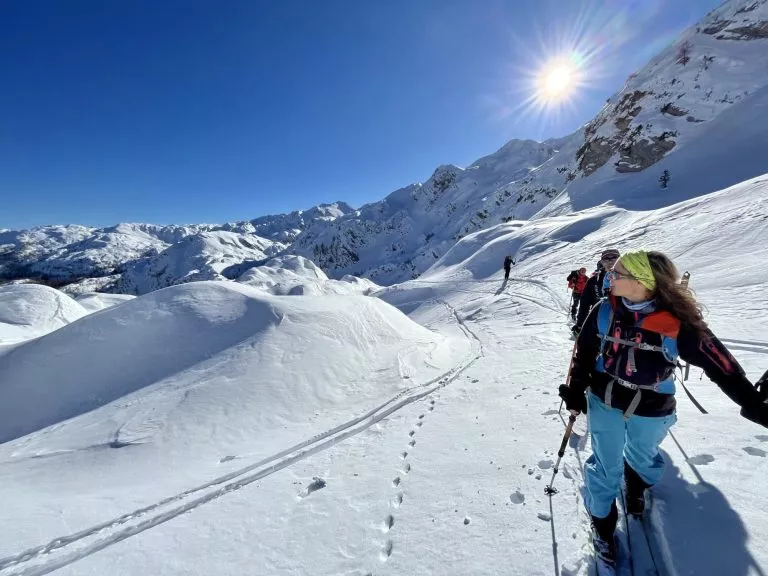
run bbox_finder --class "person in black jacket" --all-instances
[558,250,768,565]
[573,248,620,335]
[503,255,515,280]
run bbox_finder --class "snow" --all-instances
[0,2,767,572]
[0,284,89,344]
[114,231,286,295]
[74,292,136,313]
[3,5,766,291]
[236,255,379,296]
[285,0,768,284]
[1,173,767,576]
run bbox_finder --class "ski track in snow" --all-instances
[373,280,579,574]
[372,298,485,567]
[0,300,483,576]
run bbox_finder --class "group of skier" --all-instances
[557,248,768,568]
[567,248,620,332]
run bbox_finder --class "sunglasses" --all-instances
[607,269,637,281]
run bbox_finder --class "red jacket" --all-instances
[572,274,588,294]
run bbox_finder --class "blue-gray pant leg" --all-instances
[584,392,625,518]
[623,411,677,485]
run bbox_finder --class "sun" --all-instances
[538,60,577,103]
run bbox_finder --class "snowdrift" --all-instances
[74,292,136,313]
[0,283,88,344]
[0,281,455,447]
[237,255,379,296]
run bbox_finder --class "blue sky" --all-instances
[0,0,721,230]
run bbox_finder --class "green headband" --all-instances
[618,251,656,292]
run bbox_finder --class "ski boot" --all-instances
[591,501,618,565]
[624,461,651,518]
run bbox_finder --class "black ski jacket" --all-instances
[569,298,760,417]
[575,270,607,330]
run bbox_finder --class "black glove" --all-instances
[559,384,587,414]
[740,401,768,428]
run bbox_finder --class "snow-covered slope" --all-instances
[3,0,767,295]
[74,292,136,313]
[1,205,355,293]
[113,231,285,295]
[249,202,356,242]
[1,174,766,576]
[0,223,279,286]
[0,283,89,344]
[236,255,379,296]
[288,138,569,284]
[284,0,768,284]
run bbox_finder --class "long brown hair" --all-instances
[647,251,708,337]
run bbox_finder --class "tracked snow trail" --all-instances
[0,302,481,576]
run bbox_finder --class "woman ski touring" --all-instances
[557,250,768,567]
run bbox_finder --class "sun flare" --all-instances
[538,61,577,103]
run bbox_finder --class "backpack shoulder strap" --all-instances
[639,310,680,338]
[594,298,613,373]
[640,311,681,363]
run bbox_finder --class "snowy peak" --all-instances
[699,0,768,40]
[0,201,352,288]
[288,138,565,284]
[574,0,768,178]
[249,201,356,243]
[114,230,285,295]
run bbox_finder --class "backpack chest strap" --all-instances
[602,334,665,353]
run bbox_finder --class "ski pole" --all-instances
[680,380,708,414]
[559,341,578,416]
[545,413,577,496]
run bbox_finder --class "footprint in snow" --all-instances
[380,540,393,561]
[383,515,394,532]
[219,455,237,464]
[537,512,552,521]
[392,477,401,487]
[687,454,715,465]
[392,493,403,507]
[400,451,408,460]
[510,491,525,504]
[298,477,327,498]
[755,435,768,442]
[402,463,411,474]
[541,409,559,416]
[538,459,554,470]
[743,447,767,457]
[409,439,416,447]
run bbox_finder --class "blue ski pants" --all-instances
[584,392,677,519]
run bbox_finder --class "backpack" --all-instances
[594,297,680,416]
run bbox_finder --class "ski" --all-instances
[622,492,658,576]
[592,532,632,576]
[638,493,669,576]
[622,488,668,576]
